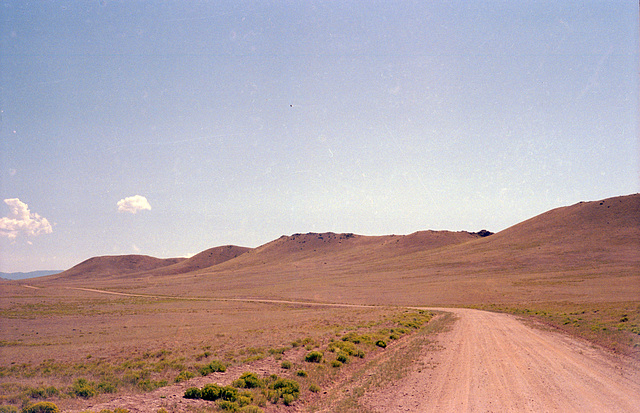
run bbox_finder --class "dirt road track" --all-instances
[365,308,640,412]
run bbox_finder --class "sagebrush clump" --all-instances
[183,373,300,408]
[20,403,59,413]
[199,360,227,376]
[304,351,323,363]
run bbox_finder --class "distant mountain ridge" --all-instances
[0,270,61,280]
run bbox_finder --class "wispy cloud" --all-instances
[117,195,151,214]
[0,198,53,240]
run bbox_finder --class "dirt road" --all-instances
[365,308,640,412]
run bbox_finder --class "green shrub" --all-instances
[219,386,239,402]
[174,370,195,383]
[196,384,239,402]
[331,360,342,368]
[280,360,292,369]
[270,378,300,400]
[336,352,349,363]
[309,384,320,393]
[201,383,222,401]
[304,351,323,363]
[0,406,18,413]
[282,393,295,406]
[25,386,59,399]
[375,340,387,348]
[71,378,97,398]
[184,387,202,399]
[233,372,262,389]
[295,370,307,377]
[217,400,239,411]
[329,341,365,358]
[199,360,226,376]
[236,392,253,407]
[329,341,357,355]
[21,402,59,413]
[268,347,287,355]
[341,333,370,344]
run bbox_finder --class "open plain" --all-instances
[1,194,639,412]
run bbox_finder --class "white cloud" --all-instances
[117,195,151,214]
[0,198,53,240]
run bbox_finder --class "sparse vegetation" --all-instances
[174,370,195,383]
[280,360,292,369]
[199,360,227,376]
[477,302,640,355]
[0,299,437,412]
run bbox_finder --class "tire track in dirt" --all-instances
[364,308,640,412]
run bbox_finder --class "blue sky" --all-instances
[1,1,638,272]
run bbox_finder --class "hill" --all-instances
[136,245,252,277]
[51,255,185,280]
[33,194,639,307]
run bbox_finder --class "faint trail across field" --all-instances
[365,308,640,413]
[63,287,378,308]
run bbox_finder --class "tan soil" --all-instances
[363,308,640,412]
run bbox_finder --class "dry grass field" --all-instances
[1,194,638,412]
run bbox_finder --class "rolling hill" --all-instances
[33,194,639,307]
[52,254,186,280]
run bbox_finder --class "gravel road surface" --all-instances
[365,308,640,412]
